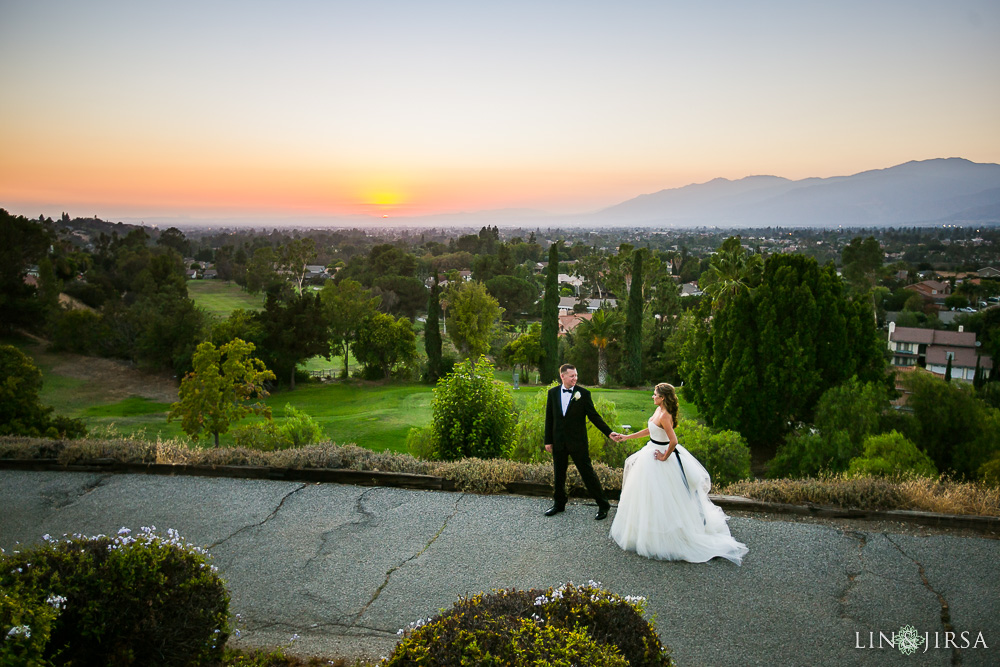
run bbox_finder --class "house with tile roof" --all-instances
[887,322,992,382]
[903,280,951,308]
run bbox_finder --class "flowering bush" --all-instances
[1,584,62,665]
[385,581,672,666]
[0,527,230,666]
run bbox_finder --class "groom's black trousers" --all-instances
[552,447,609,509]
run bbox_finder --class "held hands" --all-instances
[609,432,626,442]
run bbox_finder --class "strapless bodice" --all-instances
[648,417,670,441]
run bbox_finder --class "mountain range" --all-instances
[583,158,1000,228]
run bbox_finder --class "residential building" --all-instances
[680,282,703,297]
[558,312,592,336]
[557,296,617,314]
[903,280,951,308]
[887,322,992,382]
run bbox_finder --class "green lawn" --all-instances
[12,334,697,453]
[186,280,264,318]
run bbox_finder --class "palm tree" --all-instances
[700,236,763,309]
[577,308,623,386]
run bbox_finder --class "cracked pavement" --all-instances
[1,470,998,666]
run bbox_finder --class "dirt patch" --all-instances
[45,351,179,404]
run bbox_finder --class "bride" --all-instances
[609,383,748,565]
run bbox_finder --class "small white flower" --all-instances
[46,594,68,610]
[572,391,581,401]
[6,625,31,639]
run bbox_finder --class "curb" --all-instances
[2,458,998,535]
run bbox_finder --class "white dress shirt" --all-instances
[561,385,574,415]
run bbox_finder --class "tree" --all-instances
[168,338,275,447]
[621,248,644,386]
[539,243,561,384]
[425,278,443,382]
[446,280,503,359]
[573,253,608,299]
[245,247,281,294]
[699,236,763,310]
[373,275,427,319]
[575,308,623,386]
[156,227,191,256]
[320,279,381,378]
[354,311,417,379]
[840,236,882,295]
[500,322,543,380]
[0,210,53,332]
[281,238,317,295]
[485,274,537,320]
[684,253,887,453]
[257,288,330,389]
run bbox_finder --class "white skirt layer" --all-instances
[610,443,748,565]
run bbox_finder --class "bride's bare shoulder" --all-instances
[652,408,672,430]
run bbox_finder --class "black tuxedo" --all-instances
[544,384,612,510]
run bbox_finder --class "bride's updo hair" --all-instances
[654,383,679,427]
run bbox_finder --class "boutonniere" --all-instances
[572,391,581,401]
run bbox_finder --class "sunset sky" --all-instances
[2,0,999,223]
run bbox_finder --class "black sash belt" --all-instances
[649,437,691,495]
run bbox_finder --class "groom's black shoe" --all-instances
[595,506,609,521]
[544,505,565,517]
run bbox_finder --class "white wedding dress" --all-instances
[610,418,748,564]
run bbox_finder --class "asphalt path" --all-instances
[1,470,998,666]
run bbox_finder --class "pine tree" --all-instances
[425,277,443,382]
[539,243,560,384]
[621,248,644,386]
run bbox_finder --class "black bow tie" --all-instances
[562,388,574,393]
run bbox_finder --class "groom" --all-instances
[544,364,621,520]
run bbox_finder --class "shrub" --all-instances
[231,419,284,451]
[903,371,1000,476]
[767,430,856,478]
[277,404,324,448]
[385,582,672,667]
[405,424,439,460]
[231,405,324,451]
[0,527,230,666]
[506,385,550,464]
[674,420,752,488]
[48,308,105,355]
[979,451,1000,487]
[431,356,517,460]
[847,431,937,478]
[1,584,61,666]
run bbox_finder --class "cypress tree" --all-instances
[425,277,442,382]
[539,243,560,384]
[945,354,953,383]
[687,253,887,454]
[622,248,644,386]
